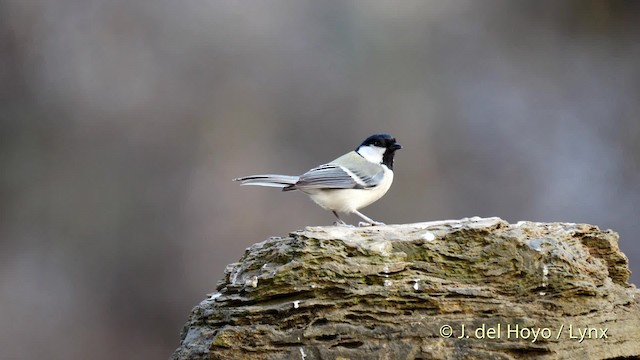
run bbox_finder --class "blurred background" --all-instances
[1,1,639,359]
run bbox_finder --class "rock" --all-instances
[170,217,640,360]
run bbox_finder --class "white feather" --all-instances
[240,182,289,188]
[337,165,368,186]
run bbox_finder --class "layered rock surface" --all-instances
[171,217,640,359]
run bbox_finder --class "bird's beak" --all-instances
[391,143,402,150]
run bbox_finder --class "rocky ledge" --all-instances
[171,217,639,360]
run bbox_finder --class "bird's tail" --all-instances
[233,174,299,191]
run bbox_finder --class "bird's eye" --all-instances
[374,140,382,146]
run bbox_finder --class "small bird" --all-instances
[234,134,402,226]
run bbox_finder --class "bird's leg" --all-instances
[353,210,385,226]
[332,211,349,226]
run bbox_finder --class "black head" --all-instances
[357,133,402,169]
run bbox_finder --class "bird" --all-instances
[234,133,402,226]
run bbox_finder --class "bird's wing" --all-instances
[294,151,384,190]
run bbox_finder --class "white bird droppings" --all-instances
[413,279,420,291]
[293,300,300,309]
[541,264,549,288]
[299,347,306,359]
[423,232,436,241]
[246,276,259,288]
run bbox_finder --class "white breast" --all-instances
[304,166,394,213]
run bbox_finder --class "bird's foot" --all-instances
[334,220,353,227]
[358,221,385,227]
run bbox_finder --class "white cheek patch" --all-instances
[357,145,385,164]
